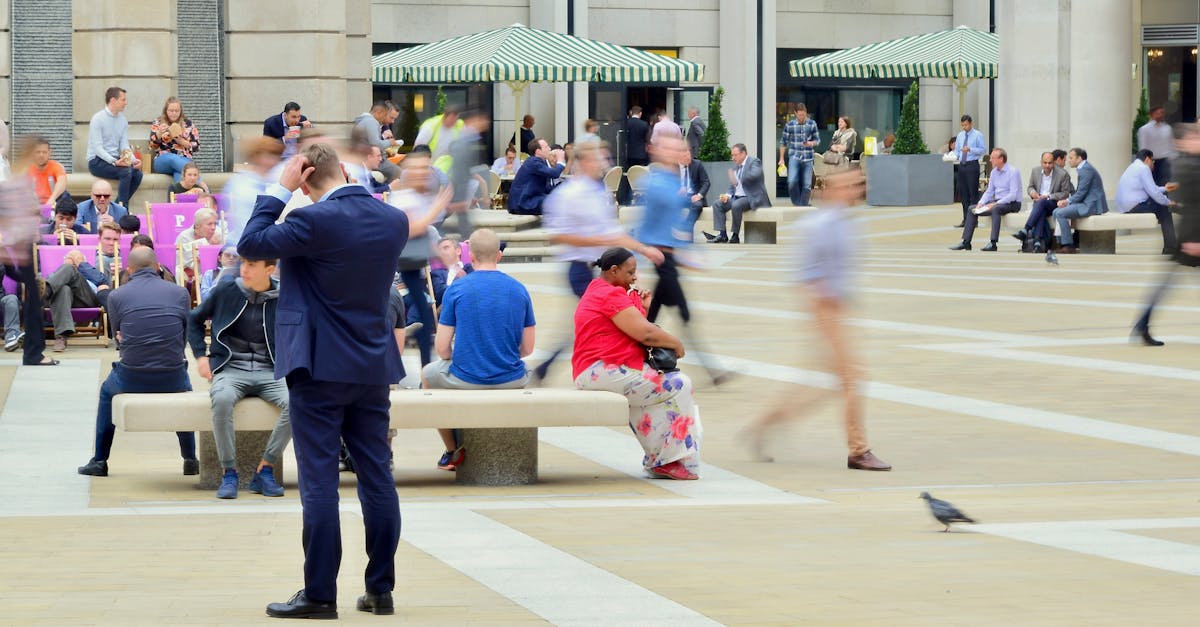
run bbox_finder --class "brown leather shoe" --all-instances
[53,336,67,353]
[1057,246,1078,254]
[847,450,891,471]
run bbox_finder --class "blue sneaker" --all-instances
[216,469,238,499]
[250,466,284,497]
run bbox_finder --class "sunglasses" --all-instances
[92,194,111,199]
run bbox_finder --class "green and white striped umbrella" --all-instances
[789,26,998,80]
[372,23,704,84]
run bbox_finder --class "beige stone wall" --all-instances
[71,0,177,170]
[1141,0,1200,24]
[225,0,371,157]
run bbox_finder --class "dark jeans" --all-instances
[1127,199,1177,249]
[399,267,435,366]
[1152,158,1172,186]
[287,369,399,602]
[7,245,47,364]
[956,161,981,222]
[1024,198,1059,246]
[92,363,196,462]
[88,157,143,207]
[962,201,1020,243]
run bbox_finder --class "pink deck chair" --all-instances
[172,193,200,203]
[145,202,203,247]
[35,244,108,343]
[428,241,472,270]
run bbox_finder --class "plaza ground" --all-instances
[1,205,1198,625]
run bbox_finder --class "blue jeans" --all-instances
[787,155,813,206]
[399,268,435,366]
[1053,204,1093,245]
[88,157,143,207]
[152,152,190,182]
[92,363,196,462]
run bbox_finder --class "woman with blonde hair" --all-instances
[149,96,201,182]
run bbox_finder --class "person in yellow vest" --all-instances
[413,104,465,173]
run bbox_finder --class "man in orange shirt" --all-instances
[26,136,67,206]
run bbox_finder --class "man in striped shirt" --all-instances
[778,103,819,206]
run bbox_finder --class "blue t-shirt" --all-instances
[638,166,690,247]
[439,270,536,385]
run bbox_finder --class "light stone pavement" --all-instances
[1,205,1198,625]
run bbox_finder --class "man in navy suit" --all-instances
[507,137,565,215]
[240,143,408,619]
[1052,147,1109,254]
[262,102,312,159]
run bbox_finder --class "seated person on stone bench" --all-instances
[188,255,290,499]
[40,202,89,238]
[77,247,198,477]
[429,235,473,307]
[1052,147,1108,254]
[44,226,118,353]
[422,229,536,471]
[704,142,771,244]
[118,235,176,285]
[950,148,1022,252]
[1116,148,1179,254]
[1013,151,1074,253]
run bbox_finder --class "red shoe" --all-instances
[650,461,698,480]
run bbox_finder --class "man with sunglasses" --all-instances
[76,180,128,233]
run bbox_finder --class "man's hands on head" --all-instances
[279,155,315,192]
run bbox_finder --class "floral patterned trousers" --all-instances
[575,360,702,475]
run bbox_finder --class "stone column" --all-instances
[345,0,373,126]
[224,0,354,155]
[72,0,177,171]
[1068,1,1133,190]
[529,0,568,151]
[11,0,74,169]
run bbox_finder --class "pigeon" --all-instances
[920,492,976,532]
[1044,250,1059,266]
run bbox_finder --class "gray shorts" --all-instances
[422,359,530,390]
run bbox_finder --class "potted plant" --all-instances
[865,81,953,206]
[698,86,733,204]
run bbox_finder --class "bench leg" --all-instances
[455,427,538,486]
[743,221,777,244]
[1078,230,1116,254]
[197,431,283,490]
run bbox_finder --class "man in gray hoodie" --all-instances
[187,256,290,499]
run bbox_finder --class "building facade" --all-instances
[1,0,1197,200]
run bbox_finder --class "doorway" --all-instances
[589,85,670,167]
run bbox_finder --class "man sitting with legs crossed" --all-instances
[950,148,1022,252]
[188,256,290,499]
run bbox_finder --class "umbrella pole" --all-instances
[506,80,530,153]
[954,76,975,117]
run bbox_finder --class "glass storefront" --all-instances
[1143,45,1198,123]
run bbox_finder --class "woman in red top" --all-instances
[149,97,201,183]
[573,247,700,480]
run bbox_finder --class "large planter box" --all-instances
[700,160,734,205]
[864,154,953,206]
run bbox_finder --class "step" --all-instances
[499,245,555,263]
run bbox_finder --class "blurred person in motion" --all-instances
[639,136,729,386]
[743,169,890,471]
[1,136,56,365]
[1133,123,1200,347]
[535,142,662,383]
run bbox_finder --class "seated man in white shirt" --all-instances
[490,146,522,177]
[1116,148,1179,254]
[429,235,473,307]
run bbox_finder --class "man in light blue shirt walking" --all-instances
[954,114,987,227]
[86,87,143,207]
[950,148,1022,251]
[1116,148,1178,253]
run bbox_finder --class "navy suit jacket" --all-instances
[262,113,310,140]
[238,184,409,385]
[1067,162,1109,216]
[507,157,565,215]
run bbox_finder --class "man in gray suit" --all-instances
[1052,147,1108,253]
[1013,151,1075,252]
[704,143,771,244]
[685,107,706,158]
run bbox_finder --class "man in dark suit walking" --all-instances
[685,106,707,159]
[625,106,651,168]
[240,143,409,620]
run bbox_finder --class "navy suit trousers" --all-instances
[287,369,400,603]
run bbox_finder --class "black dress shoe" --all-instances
[357,591,394,615]
[728,234,740,244]
[709,234,728,244]
[948,241,971,251]
[183,458,200,475]
[953,222,965,228]
[266,590,338,620]
[1133,327,1164,347]
[77,460,108,476]
[981,242,997,252]
[1012,229,1029,242]
[702,231,718,242]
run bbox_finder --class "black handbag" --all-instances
[645,346,678,372]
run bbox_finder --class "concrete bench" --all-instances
[114,388,629,487]
[66,172,237,209]
[996,209,1163,253]
[617,205,812,244]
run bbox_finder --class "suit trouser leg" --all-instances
[11,247,47,365]
[988,203,1021,242]
[956,162,979,221]
[647,251,684,323]
[730,197,752,236]
[1128,200,1177,249]
[1135,263,1181,331]
[712,198,730,235]
[960,209,979,242]
[1027,199,1057,245]
[47,265,78,336]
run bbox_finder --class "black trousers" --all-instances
[7,244,47,364]
[956,161,981,222]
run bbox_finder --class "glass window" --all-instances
[1144,46,1198,123]
[371,84,493,152]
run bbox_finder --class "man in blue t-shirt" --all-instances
[421,228,536,470]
